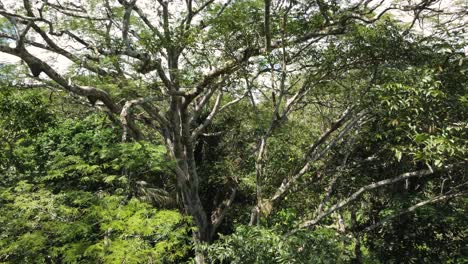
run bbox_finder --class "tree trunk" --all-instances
[172,159,211,263]
[167,120,211,263]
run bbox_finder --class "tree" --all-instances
[0,0,466,263]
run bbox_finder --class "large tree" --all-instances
[0,0,466,262]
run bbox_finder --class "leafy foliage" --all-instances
[0,89,190,263]
[0,181,191,263]
[0,0,466,263]
[205,225,357,264]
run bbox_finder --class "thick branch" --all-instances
[120,96,166,142]
[210,185,237,238]
[0,45,120,113]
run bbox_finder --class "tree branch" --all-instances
[119,0,137,49]
[296,168,438,231]
[0,45,120,114]
[210,185,237,238]
[191,91,247,140]
[361,192,466,233]
[264,0,271,52]
[269,109,363,204]
[120,95,167,142]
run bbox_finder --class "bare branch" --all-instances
[362,192,466,233]
[296,168,437,231]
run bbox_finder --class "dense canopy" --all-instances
[0,0,466,263]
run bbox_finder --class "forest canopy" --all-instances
[0,0,466,263]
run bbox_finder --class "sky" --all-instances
[0,0,466,71]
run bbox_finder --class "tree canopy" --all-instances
[0,0,466,263]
